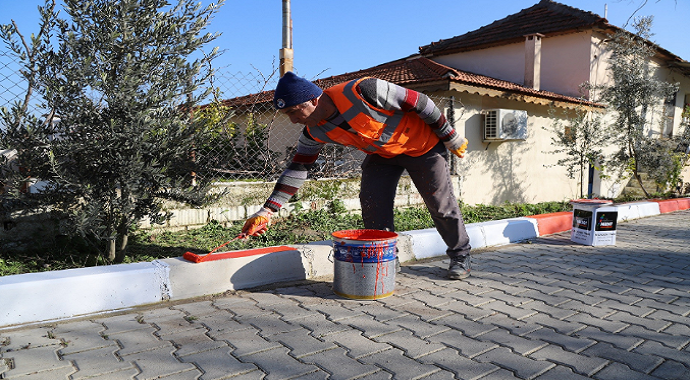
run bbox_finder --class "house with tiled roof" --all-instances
[222,0,690,207]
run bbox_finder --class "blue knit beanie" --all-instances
[273,71,323,109]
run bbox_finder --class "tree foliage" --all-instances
[0,0,225,262]
[545,105,609,198]
[596,16,679,197]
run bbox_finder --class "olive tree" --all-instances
[0,0,225,262]
[596,16,679,197]
[544,105,609,199]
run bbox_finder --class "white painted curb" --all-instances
[0,262,170,327]
[0,201,674,328]
[615,201,661,222]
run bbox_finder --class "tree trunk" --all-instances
[115,233,128,263]
[634,172,650,198]
[107,238,116,262]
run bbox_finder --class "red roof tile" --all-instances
[221,56,597,109]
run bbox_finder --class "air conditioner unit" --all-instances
[482,109,528,141]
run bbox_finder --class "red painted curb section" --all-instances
[651,198,690,213]
[525,211,573,236]
[183,246,295,263]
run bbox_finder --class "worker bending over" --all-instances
[242,72,472,279]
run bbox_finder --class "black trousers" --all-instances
[359,142,471,259]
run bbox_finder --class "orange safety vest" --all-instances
[306,78,440,158]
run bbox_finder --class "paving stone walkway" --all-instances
[1,210,689,380]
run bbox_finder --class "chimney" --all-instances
[524,33,544,90]
[280,0,293,76]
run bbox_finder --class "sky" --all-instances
[2,0,689,86]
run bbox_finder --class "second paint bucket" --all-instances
[331,229,397,300]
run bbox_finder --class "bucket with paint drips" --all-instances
[331,229,397,300]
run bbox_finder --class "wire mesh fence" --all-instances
[197,67,368,182]
[2,51,455,185]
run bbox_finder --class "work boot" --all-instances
[448,255,471,280]
[395,257,401,273]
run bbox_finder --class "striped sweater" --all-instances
[264,78,458,212]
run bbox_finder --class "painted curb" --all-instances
[2,198,688,328]
[525,211,573,236]
[0,262,170,327]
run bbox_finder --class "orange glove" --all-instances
[241,207,272,237]
[444,136,468,158]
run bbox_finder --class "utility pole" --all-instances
[280,0,293,77]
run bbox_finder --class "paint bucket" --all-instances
[331,229,397,300]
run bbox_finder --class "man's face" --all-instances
[280,99,318,126]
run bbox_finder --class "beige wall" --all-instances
[434,90,585,205]
[432,32,595,98]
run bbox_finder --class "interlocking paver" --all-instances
[243,311,303,337]
[344,301,406,322]
[54,321,116,355]
[644,309,690,325]
[109,327,171,356]
[126,346,198,379]
[60,346,135,380]
[213,297,264,319]
[475,347,555,379]
[440,300,495,321]
[632,340,690,367]
[533,365,592,380]
[321,330,390,359]
[268,329,337,358]
[528,344,609,376]
[617,324,690,349]
[567,326,639,350]
[192,310,250,335]
[519,300,577,320]
[587,361,659,380]
[341,314,402,338]
[564,312,629,333]
[372,330,445,359]
[1,328,61,351]
[581,342,663,374]
[522,312,585,335]
[212,327,282,357]
[359,347,441,380]
[241,347,321,380]
[433,313,497,337]
[298,346,381,380]
[294,313,351,338]
[603,309,669,331]
[648,359,690,380]
[143,308,200,336]
[426,328,498,358]
[99,314,152,335]
[480,327,548,355]
[0,346,73,378]
[165,327,227,357]
[390,314,450,338]
[418,347,499,379]
[81,368,139,380]
[173,300,222,317]
[479,300,538,320]
[178,348,258,380]
[2,366,77,380]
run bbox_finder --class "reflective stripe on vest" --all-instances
[307,78,439,157]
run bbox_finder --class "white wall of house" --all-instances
[435,90,588,205]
